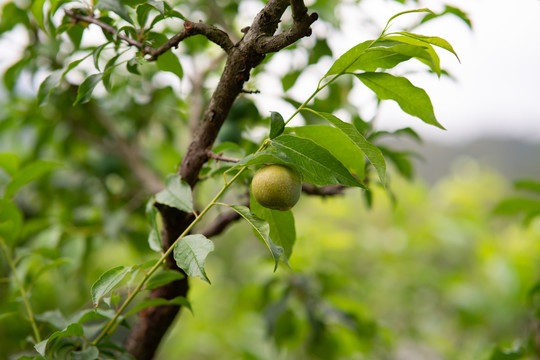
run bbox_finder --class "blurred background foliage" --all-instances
[0,0,539,359]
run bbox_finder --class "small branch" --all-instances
[302,184,346,196]
[65,9,150,52]
[206,150,240,163]
[240,89,261,94]
[148,21,234,60]
[201,208,243,238]
[65,9,234,61]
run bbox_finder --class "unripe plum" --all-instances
[251,164,302,211]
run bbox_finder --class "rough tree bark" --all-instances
[123,1,318,359]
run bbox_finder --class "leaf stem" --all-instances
[0,238,41,343]
[91,164,251,346]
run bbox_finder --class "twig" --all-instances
[64,10,234,61]
[201,208,243,238]
[65,9,150,52]
[206,150,240,163]
[149,21,234,60]
[302,184,346,196]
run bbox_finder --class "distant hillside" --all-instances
[386,138,540,184]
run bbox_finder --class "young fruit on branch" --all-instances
[251,164,302,211]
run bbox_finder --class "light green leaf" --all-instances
[229,205,283,270]
[37,71,63,105]
[91,266,132,307]
[250,196,296,265]
[355,72,443,129]
[155,174,193,212]
[271,135,364,187]
[393,32,460,62]
[30,0,46,30]
[385,8,434,29]
[514,179,540,194]
[157,50,183,80]
[73,73,102,105]
[325,40,375,77]
[291,125,365,181]
[73,345,99,360]
[173,234,214,283]
[0,199,23,247]
[4,160,60,199]
[385,35,440,76]
[124,296,191,318]
[145,269,185,290]
[34,323,84,356]
[269,111,285,139]
[0,153,20,176]
[305,111,387,186]
[96,0,133,23]
[146,200,162,252]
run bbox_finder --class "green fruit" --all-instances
[251,164,302,211]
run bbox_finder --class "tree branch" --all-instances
[206,150,240,163]
[201,208,243,238]
[65,9,234,61]
[126,1,318,358]
[302,184,346,196]
[148,21,234,60]
[64,9,149,52]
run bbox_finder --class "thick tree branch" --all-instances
[126,1,318,358]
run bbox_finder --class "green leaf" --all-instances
[393,32,460,62]
[303,111,387,185]
[494,198,540,216]
[92,43,109,71]
[30,0,46,31]
[0,153,20,176]
[489,346,526,360]
[155,174,193,212]
[0,199,23,247]
[4,160,60,199]
[73,345,99,360]
[145,269,185,290]
[291,125,365,180]
[102,54,120,91]
[157,50,183,80]
[124,296,191,317]
[269,112,285,139]
[73,74,102,105]
[91,266,132,307]
[271,135,364,187]
[354,72,443,129]
[385,8,434,29]
[250,197,296,265]
[173,234,214,283]
[514,179,540,194]
[145,200,162,252]
[34,323,84,356]
[37,71,63,105]
[96,0,133,23]
[229,205,283,270]
[384,35,441,76]
[325,40,375,77]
